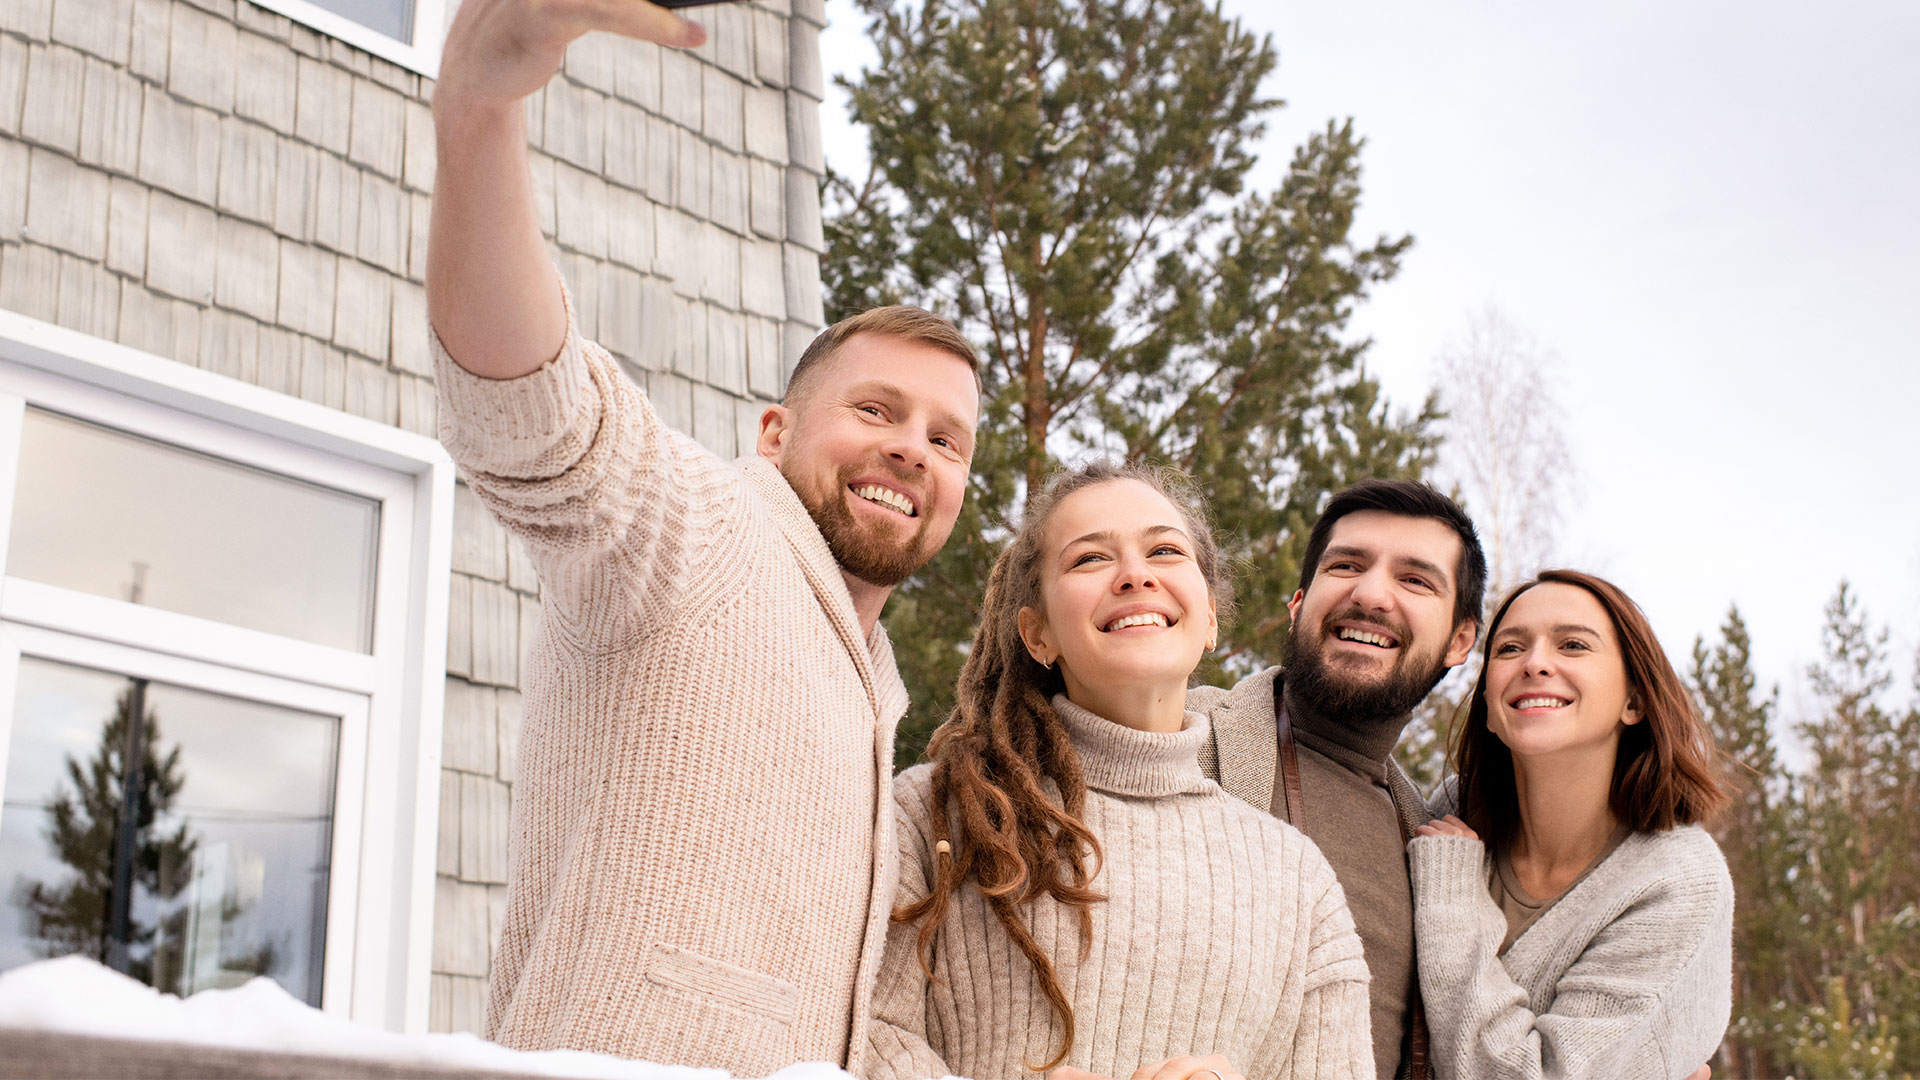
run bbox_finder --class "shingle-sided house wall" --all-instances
[0,0,830,1035]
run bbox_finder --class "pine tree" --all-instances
[21,685,197,992]
[1782,583,1918,1076]
[1878,644,1920,1071]
[1688,607,1794,1077]
[828,0,1437,763]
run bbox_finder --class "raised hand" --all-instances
[428,0,714,375]
[437,0,706,114]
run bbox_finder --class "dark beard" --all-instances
[786,461,938,588]
[1282,610,1452,729]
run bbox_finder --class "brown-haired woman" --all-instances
[1410,570,1734,1079]
[866,462,1374,1080]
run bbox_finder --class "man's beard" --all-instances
[786,461,940,588]
[1283,609,1452,727]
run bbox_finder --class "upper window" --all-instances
[0,311,455,1031]
[306,0,417,45]
[11,408,381,652]
[246,0,449,77]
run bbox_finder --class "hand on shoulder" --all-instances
[1415,813,1479,841]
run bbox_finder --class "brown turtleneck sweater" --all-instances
[1273,683,1415,1080]
[1190,668,1428,1080]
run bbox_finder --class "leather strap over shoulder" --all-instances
[1275,697,1306,831]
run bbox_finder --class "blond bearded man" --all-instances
[426,2,981,1073]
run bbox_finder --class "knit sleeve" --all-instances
[432,277,740,646]
[1281,849,1375,1080]
[865,775,956,1080]
[1408,833,1733,1080]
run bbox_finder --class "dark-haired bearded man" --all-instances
[1193,480,1484,1080]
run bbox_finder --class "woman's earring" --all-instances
[1040,656,1054,670]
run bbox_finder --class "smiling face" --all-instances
[758,331,980,587]
[1016,479,1216,717]
[1283,510,1478,724]
[1484,581,1640,762]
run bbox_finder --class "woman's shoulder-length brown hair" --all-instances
[1453,569,1730,847]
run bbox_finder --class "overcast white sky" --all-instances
[816,1,1920,725]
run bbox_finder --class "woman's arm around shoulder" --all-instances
[1408,825,1733,1080]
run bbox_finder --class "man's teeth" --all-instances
[1336,628,1395,648]
[1514,696,1570,710]
[1104,612,1169,632]
[853,484,915,517]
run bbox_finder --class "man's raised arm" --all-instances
[425,0,705,379]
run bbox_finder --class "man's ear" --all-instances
[1285,589,1304,624]
[756,403,792,463]
[1444,618,1479,668]
[1017,606,1055,667]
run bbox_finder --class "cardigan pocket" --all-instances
[642,943,800,1027]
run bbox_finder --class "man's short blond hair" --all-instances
[785,306,980,405]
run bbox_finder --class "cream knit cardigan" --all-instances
[433,315,906,1075]
[1408,826,1733,1080]
[867,699,1376,1080]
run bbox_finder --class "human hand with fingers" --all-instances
[1414,813,1478,841]
[436,0,707,116]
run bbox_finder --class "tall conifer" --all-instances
[827,0,1435,760]
[1777,583,1914,1075]
[1689,608,1790,1076]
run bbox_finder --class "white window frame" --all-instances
[0,628,374,1014]
[0,309,455,1033]
[245,0,450,79]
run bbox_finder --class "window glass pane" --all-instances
[8,408,380,652]
[303,0,414,43]
[0,657,339,1006]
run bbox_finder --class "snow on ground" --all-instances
[0,956,854,1080]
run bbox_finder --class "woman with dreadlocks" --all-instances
[866,462,1375,1080]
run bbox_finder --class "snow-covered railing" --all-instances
[0,958,854,1080]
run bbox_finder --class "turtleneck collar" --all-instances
[1279,676,1411,782]
[1051,695,1212,799]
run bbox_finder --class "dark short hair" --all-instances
[1453,569,1730,846]
[1297,479,1487,630]
[785,306,980,405]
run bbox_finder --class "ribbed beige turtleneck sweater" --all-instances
[868,698,1376,1080]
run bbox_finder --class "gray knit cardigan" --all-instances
[1407,825,1733,1080]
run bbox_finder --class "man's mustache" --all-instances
[1320,608,1410,644]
